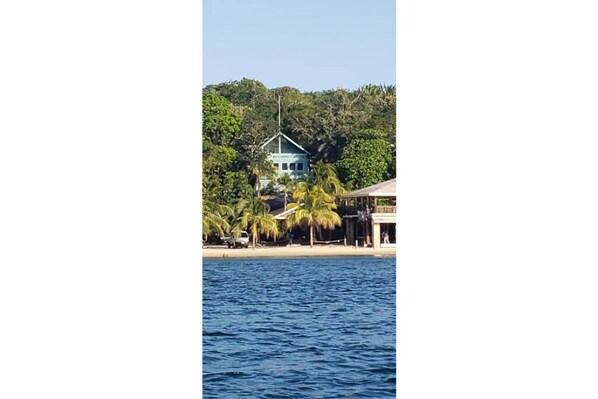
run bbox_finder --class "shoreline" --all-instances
[202,244,396,259]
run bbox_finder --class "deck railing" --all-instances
[344,205,396,215]
[373,205,396,214]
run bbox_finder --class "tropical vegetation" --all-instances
[231,196,279,249]
[336,129,394,190]
[286,183,342,248]
[202,78,396,245]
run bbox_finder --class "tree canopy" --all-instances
[205,79,396,164]
[286,184,342,248]
[202,79,396,242]
[202,91,241,147]
[336,129,394,190]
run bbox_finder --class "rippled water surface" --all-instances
[203,257,395,398]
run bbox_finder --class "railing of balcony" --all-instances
[373,205,396,214]
[344,206,368,216]
[344,205,396,214]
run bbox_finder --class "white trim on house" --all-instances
[260,134,279,148]
[260,132,311,156]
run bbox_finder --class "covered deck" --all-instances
[342,178,397,249]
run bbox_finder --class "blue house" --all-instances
[260,132,311,186]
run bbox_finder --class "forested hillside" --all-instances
[202,78,396,241]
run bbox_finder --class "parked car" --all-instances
[205,234,225,245]
[224,231,250,248]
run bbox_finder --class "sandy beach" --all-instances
[202,244,396,259]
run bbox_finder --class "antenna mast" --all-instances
[278,95,281,132]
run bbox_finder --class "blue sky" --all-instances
[203,0,395,92]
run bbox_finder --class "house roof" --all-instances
[266,196,299,220]
[343,178,396,198]
[260,132,311,156]
[266,197,285,213]
[271,205,300,220]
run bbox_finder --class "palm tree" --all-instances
[277,172,295,211]
[233,196,279,249]
[202,199,232,241]
[227,199,250,239]
[249,158,277,193]
[286,183,342,248]
[299,162,346,241]
[310,161,346,197]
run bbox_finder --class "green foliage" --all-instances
[286,184,342,248]
[231,196,279,248]
[202,136,238,178]
[208,80,396,166]
[202,199,232,240]
[277,173,295,210]
[206,79,277,151]
[221,171,254,201]
[202,91,253,213]
[202,79,396,242]
[309,161,346,196]
[335,129,393,190]
[202,91,241,146]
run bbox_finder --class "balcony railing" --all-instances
[344,205,396,215]
[374,205,396,213]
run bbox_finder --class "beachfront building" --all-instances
[342,178,396,249]
[259,132,311,187]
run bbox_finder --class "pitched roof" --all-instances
[266,197,285,213]
[266,196,300,219]
[343,178,396,198]
[271,204,300,220]
[260,132,311,156]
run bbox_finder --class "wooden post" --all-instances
[344,218,348,245]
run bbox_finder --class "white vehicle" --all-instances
[225,231,250,248]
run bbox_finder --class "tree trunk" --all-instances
[284,192,287,211]
[254,178,261,194]
[310,225,314,248]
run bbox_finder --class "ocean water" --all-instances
[203,256,396,399]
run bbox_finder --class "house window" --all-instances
[297,163,303,171]
[274,163,279,169]
[289,163,295,170]
[282,163,288,170]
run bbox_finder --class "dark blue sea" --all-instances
[203,256,396,399]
